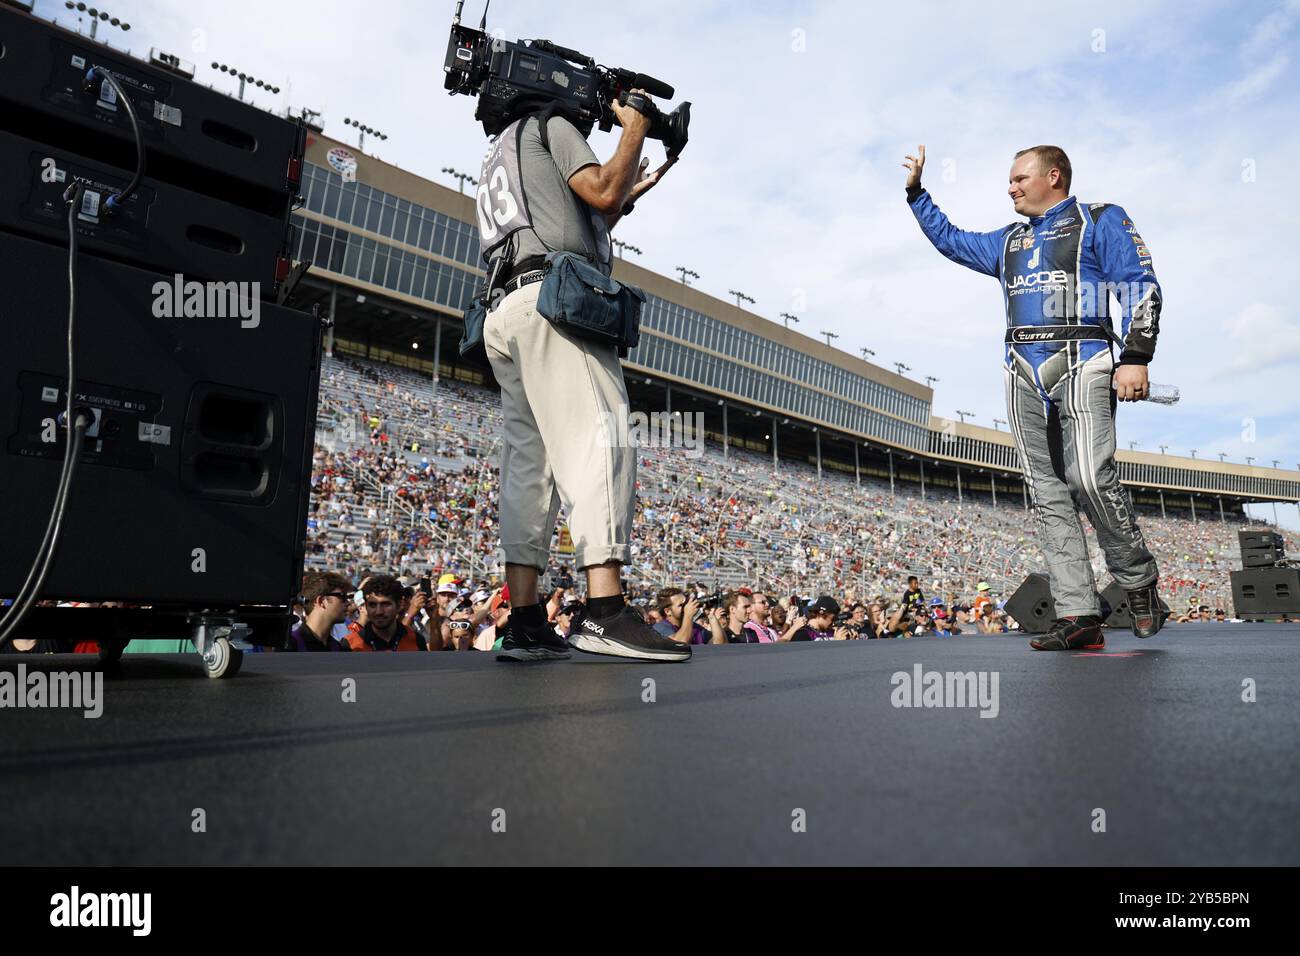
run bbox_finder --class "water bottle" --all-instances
[1144,383,1180,406]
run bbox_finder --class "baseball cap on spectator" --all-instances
[436,573,459,596]
[977,582,991,592]
[929,597,944,606]
[490,584,511,613]
[807,596,840,617]
[471,587,492,605]
[737,587,753,597]
[559,601,583,617]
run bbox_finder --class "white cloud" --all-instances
[1200,53,1291,111]
[1223,303,1300,373]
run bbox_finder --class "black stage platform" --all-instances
[2,623,1297,866]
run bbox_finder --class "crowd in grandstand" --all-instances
[306,354,1263,612]
[3,352,1288,655]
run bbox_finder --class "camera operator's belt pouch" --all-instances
[459,296,488,358]
[535,251,645,357]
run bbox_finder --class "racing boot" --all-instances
[1029,615,1105,651]
[1126,581,1166,639]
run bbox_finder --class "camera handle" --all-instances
[617,91,660,120]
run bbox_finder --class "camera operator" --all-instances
[652,587,710,645]
[790,597,853,642]
[883,602,917,639]
[862,602,896,640]
[471,87,684,663]
[833,609,868,640]
[708,590,754,644]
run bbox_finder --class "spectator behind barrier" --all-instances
[652,587,709,645]
[288,571,354,651]
[347,575,425,651]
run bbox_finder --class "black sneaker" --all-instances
[567,604,692,662]
[496,618,571,662]
[1029,615,1105,651]
[1126,582,1166,639]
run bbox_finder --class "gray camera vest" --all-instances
[475,115,612,275]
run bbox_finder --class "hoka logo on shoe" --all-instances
[582,620,606,635]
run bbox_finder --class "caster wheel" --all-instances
[203,636,243,679]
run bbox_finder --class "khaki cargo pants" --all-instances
[482,281,635,572]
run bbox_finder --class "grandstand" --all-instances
[309,354,1270,612]
[283,131,1298,607]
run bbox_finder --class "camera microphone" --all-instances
[631,73,675,100]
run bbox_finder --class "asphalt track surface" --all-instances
[2,623,1297,866]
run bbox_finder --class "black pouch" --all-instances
[535,251,644,353]
[460,256,504,359]
[459,295,488,358]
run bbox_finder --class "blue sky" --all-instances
[35,0,1300,519]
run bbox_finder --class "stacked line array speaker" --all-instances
[1238,529,1285,569]
[0,4,304,286]
[1232,529,1299,619]
[0,5,319,611]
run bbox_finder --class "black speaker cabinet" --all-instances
[1005,573,1056,633]
[0,229,320,606]
[0,4,303,205]
[1238,529,1284,552]
[1241,546,1285,568]
[1099,580,1172,628]
[0,130,291,291]
[1231,568,1300,619]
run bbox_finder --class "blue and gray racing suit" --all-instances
[906,185,1159,616]
[906,186,1161,391]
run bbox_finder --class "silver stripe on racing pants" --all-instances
[1004,353,1158,617]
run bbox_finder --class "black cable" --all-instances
[84,67,144,211]
[0,184,89,647]
[0,420,89,647]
